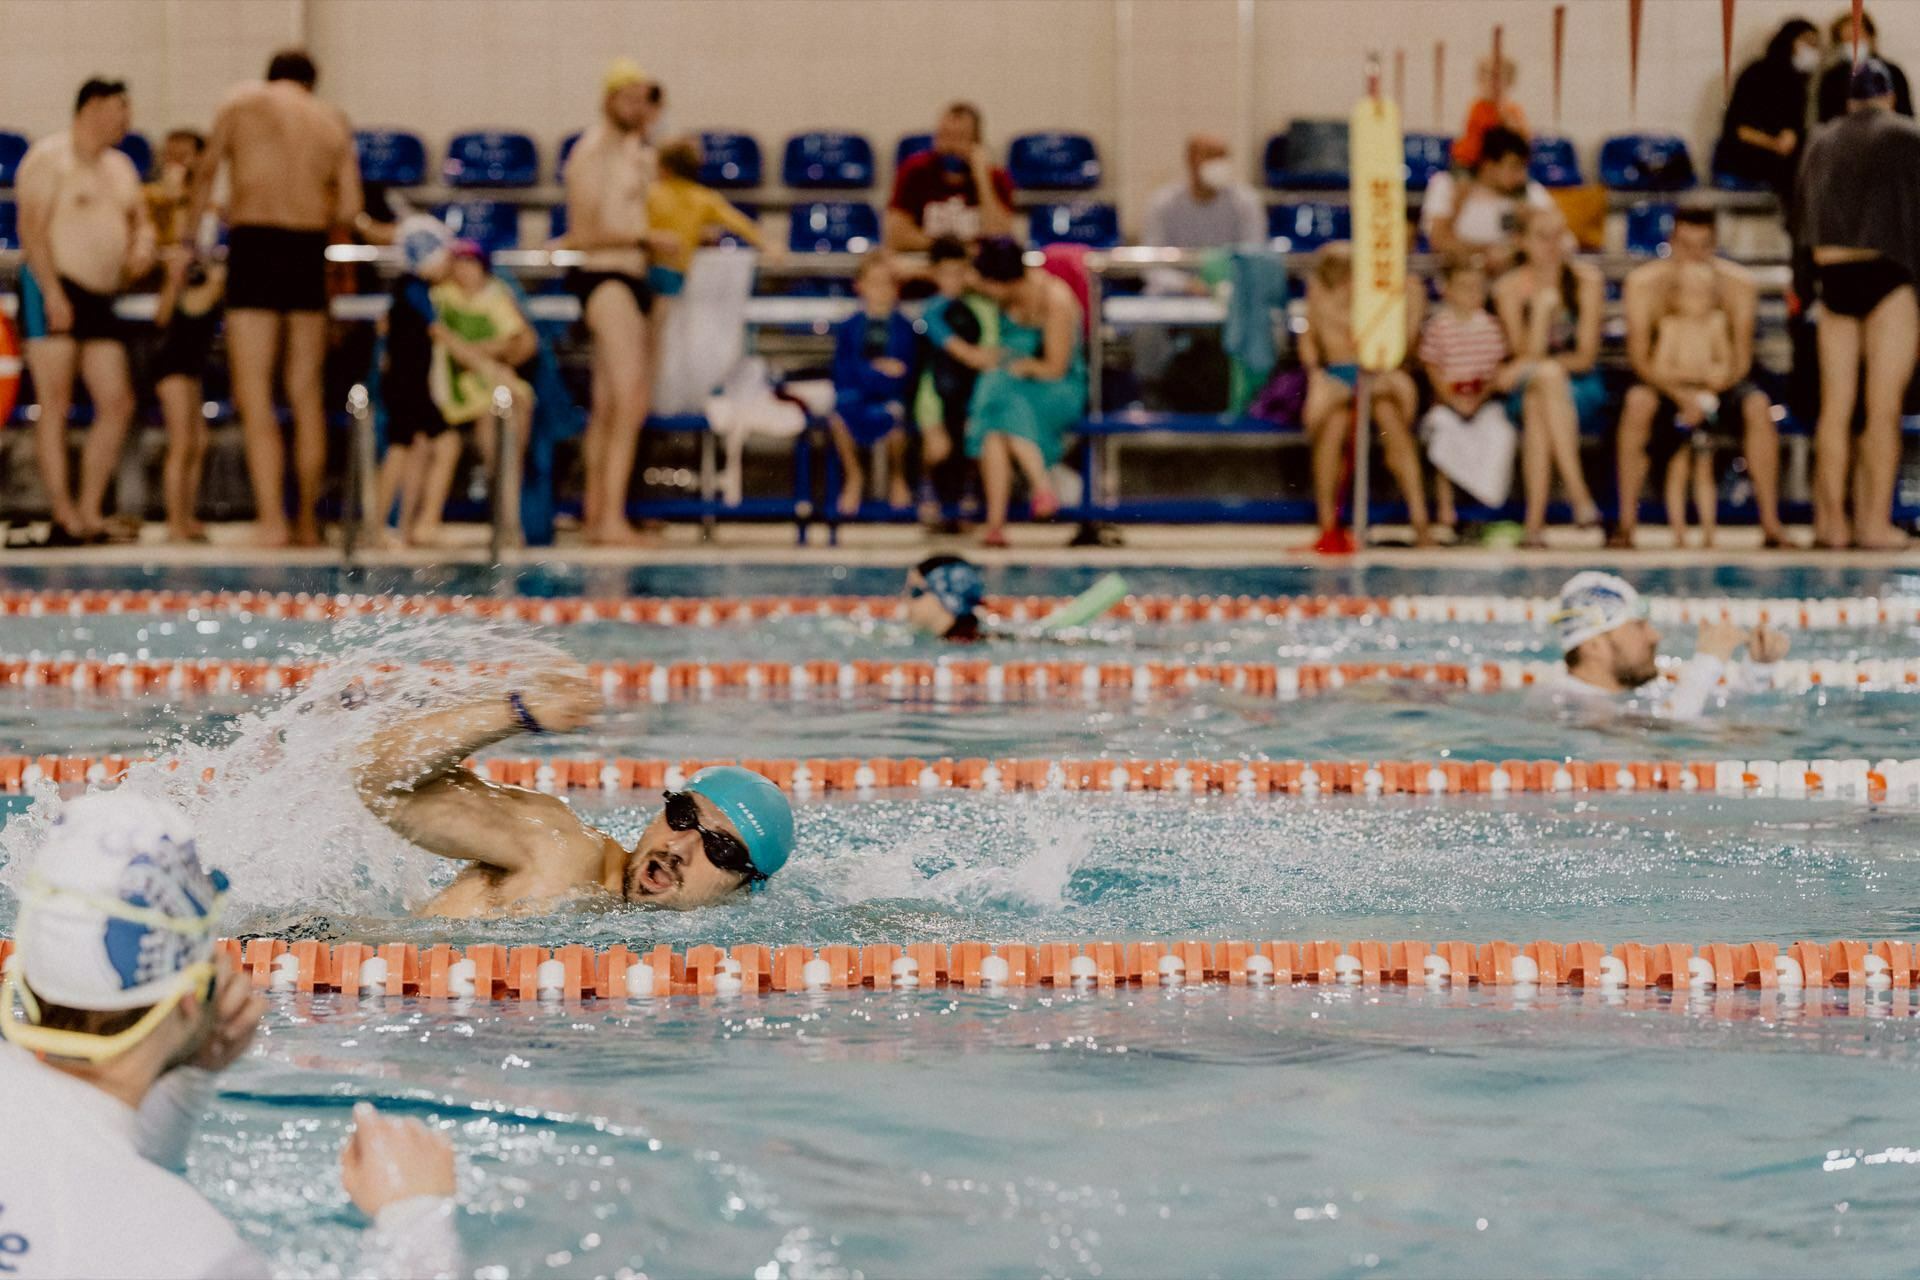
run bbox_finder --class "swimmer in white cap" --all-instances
[355,670,795,917]
[0,791,462,1278]
[1552,570,1789,720]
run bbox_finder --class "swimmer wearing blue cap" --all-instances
[355,671,794,915]
[903,555,1131,641]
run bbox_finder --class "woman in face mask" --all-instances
[1713,18,1822,203]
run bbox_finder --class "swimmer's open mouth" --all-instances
[627,856,679,898]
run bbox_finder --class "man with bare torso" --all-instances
[186,49,362,548]
[563,59,680,547]
[355,671,794,917]
[16,78,153,544]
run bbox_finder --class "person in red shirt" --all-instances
[885,102,1015,250]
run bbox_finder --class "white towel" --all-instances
[652,248,758,415]
[1421,402,1516,508]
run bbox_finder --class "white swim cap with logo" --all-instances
[1552,571,1647,654]
[11,791,226,1012]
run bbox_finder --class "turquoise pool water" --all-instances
[4,564,1920,1278]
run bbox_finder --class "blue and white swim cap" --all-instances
[1552,571,1647,653]
[917,556,985,622]
[14,792,227,1011]
[398,214,454,274]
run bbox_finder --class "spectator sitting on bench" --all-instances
[1651,262,1738,549]
[1613,205,1783,548]
[1300,243,1430,551]
[418,240,535,546]
[914,236,994,531]
[828,251,918,517]
[1417,253,1515,536]
[1421,126,1551,271]
[1492,203,1605,546]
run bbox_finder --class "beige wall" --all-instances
[0,0,1908,232]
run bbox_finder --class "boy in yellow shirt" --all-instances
[645,135,766,296]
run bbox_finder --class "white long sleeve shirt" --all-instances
[1553,653,1771,723]
[0,1045,459,1279]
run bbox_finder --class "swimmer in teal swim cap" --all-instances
[355,671,794,916]
[903,555,1130,641]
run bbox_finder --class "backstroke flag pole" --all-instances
[1722,0,1736,98]
[1434,40,1445,130]
[1349,53,1407,548]
[1394,48,1405,107]
[1853,0,1865,63]
[1553,5,1567,126]
[1628,0,1644,118]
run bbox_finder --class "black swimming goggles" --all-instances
[662,790,765,885]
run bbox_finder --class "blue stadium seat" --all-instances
[115,132,152,179]
[787,200,879,252]
[1528,135,1583,188]
[1027,202,1119,248]
[698,131,762,188]
[355,129,427,186]
[1624,202,1676,257]
[1599,133,1695,193]
[1710,169,1770,194]
[555,130,581,182]
[433,200,520,252]
[1267,201,1351,251]
[549,204,568,241]
[443,131,540,188]
[0,132,29,187]
[1264,119,1349,190]
[0,200,17,250]
[896,133,933,168]
[1008,132,1101,190]
[1402,133,1453,192]
[782,131,875,189]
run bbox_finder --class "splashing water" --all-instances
[0,616,580,925]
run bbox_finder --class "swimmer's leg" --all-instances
[1853,284,1918,549]
[1812,305,1863,548]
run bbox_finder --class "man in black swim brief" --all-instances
[223,225,330,314]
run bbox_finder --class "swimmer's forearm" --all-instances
[356,700,523,800]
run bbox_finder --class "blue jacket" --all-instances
[831,309,917,403]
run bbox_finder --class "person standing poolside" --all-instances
[1551,571,1789,722]
[186,49,362,548]
[1793,59,1920,550]
[16,77,153,545]
[147,127,223,543]
[354,671,794,915]
[0,791,461,1278]
[563,58,680,547]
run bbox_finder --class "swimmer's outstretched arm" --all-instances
[355,671,603,871]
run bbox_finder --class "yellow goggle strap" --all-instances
[0,962,214,1064]
[20,875,225,938]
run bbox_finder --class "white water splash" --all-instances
[827,800,1096,912]
[0,616,576,925]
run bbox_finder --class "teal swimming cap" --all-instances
[686,766,794,881]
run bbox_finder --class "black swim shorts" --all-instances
[225,225,330,313]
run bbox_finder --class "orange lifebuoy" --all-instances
[0,310,19,426]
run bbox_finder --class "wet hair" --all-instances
[928,235,969,265]
[1766,20,1818,66]
[74,78,126,115]
[23,981,149,1038]
[973,236,1025,283]
[1673,204,1717,231]
[658,136,702,181]
[944,101,984,141]
[1476,126,1530,170]
[165,127,206,154]
[265,49,318,88]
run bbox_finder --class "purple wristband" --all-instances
[506,690,546,735]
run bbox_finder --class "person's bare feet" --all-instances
[587,520,660,548]
[887,477,914,511]
[837,473,865,519]
[980,526,1009,548]
[254,520,291,549]
[1029,488,1059,521]
[166,523,209,545]
[292,515,324,549]
[1855,526,1911,551]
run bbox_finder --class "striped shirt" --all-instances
[1417,306,1508,395]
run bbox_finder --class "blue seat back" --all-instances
[0,200,17,249]
[443,131,540,188]
[1008,132,1101,190]
[1528,135,1583,187]
[1027,202,1119,249]
[782,131,875,189]
[555,130,582,182]
[1403,133,1453,192]
[1266,119,1349,190]
[1267,201,1351,251]
[1624,201,1676,257]
[1599,133,1695,193]
[787,200,879,252]
[549,204,568,241]
[698,131,762,188]
[433,200,520,252]
[115,132,152,179]
[896,133,933,168]
[1710,169,1769,194]
[0,132,29,187]
[355,129,427,186]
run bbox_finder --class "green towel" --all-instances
[1223,251,1290,416]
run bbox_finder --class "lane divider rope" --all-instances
[0,589,1912,630]
[0,936,1906,999]
[4,753,1916,800]
[5,655,1918,700]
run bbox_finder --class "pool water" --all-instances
[5,563,1920,1278]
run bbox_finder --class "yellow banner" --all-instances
[1349,95,1407,372]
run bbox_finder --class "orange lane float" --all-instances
[8,936,1899,1001]
[0,752,1914,801]
[6,655,1917,701]
[0,588,1911,630]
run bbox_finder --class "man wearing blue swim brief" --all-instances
[355,670,795,916]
